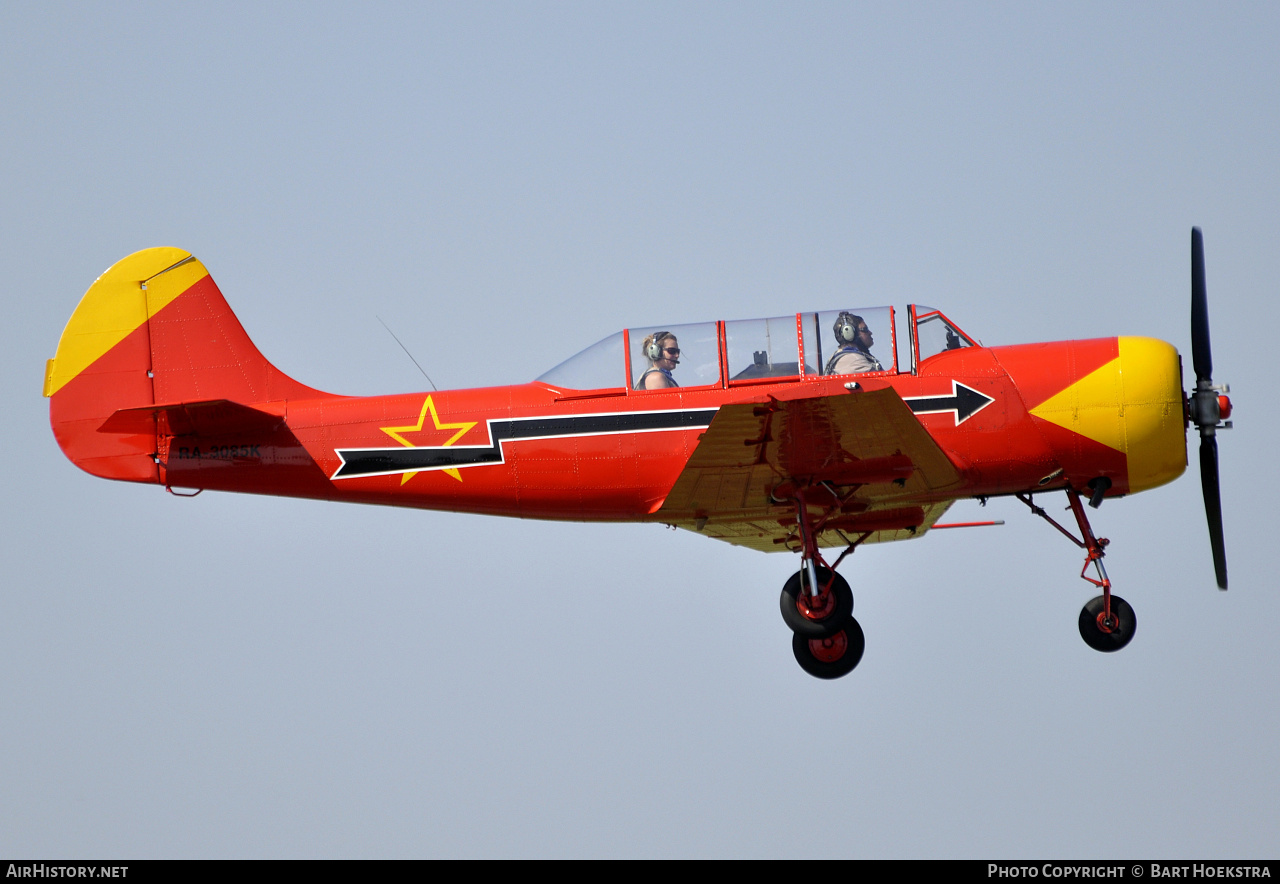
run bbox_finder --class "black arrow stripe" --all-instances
[332,408,718,479]
[902,381,995,425]
[906,395,960,412]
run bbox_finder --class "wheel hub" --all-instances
[809,631,848,663]
[795,585,836,620]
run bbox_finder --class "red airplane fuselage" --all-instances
[47,249,1188,545]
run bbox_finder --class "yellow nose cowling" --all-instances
[1030,337,1187,494]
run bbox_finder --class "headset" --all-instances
[645,331,674,361]
[834,313,863,345]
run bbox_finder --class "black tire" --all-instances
[1078,595,1137,652]
[780,567,854,638]
[792,618,865,680]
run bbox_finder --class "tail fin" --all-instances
[45,247,323,482]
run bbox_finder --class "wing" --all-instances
[655,387,962,552]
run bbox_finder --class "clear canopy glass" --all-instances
[725,315,803,382]
[799,307,896,376]
[628,321,720,390]
[534,304,971,391]
[536,331,625,391]
[912,305,975,365]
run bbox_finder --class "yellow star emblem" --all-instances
[380,396,478,484]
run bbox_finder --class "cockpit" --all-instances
[536,305,977,392]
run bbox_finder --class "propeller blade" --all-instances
[1199,435,1228,589]
[1191,227,1213,383]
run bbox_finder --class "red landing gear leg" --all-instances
[779,490,865,679]
[1018,487,1137,652]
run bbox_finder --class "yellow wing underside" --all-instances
[656,388,963,552]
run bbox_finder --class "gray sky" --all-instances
[4,2,1278,858]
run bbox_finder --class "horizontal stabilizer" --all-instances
[98,399,285,437]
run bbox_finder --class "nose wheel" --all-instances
[1078,594,1136,652]
[1019,486,1140,654]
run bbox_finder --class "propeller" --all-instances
[1188,227,1230,589]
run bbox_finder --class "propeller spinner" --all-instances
[1187,227,1231,589]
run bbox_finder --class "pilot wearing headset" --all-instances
[825,312,883,375]
[635,331,681,389]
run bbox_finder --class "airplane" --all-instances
[44,231,1232,679]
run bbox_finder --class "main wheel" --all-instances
[792,618,865,680]
[780,567,853,638]
[1078,595,1137,652]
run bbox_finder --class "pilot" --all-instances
[635,331,681,389]
[825,312,883,374]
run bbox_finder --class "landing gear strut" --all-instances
[1018,486,1137,652]
[778,488,867,679]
